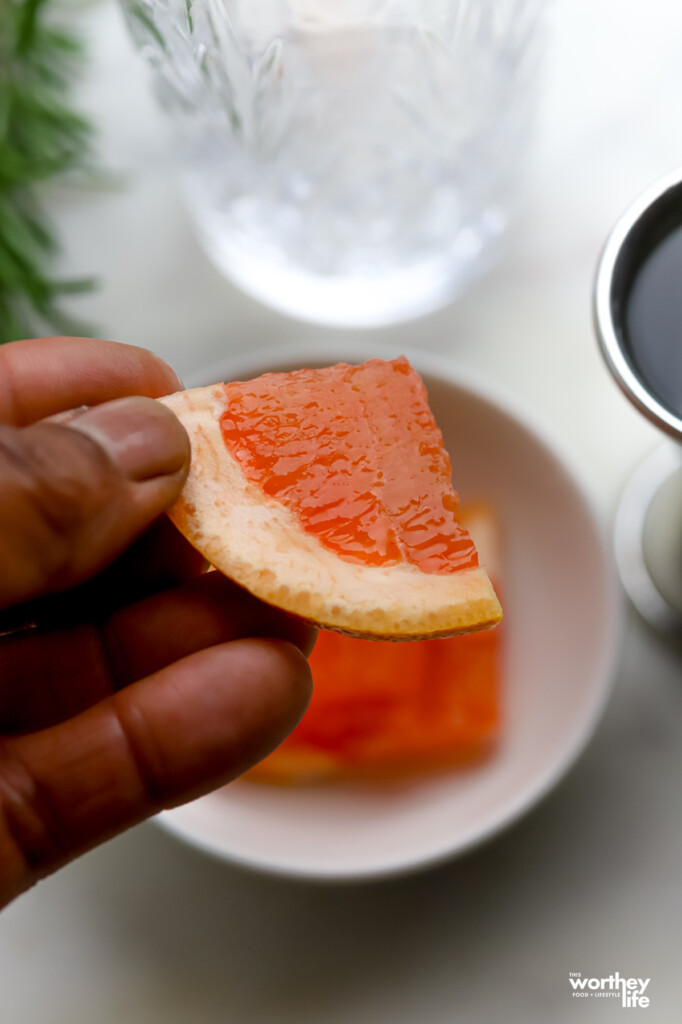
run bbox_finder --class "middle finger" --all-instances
[0,572,316,733]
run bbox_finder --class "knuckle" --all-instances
[0,424,121,588]
[0,743,66,881]
[0,423,112,525]
[110,700,165,806]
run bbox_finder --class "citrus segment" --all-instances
[159,359,502,639]
[247,503,502,784]
[246,627,501,782]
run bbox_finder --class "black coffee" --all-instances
[624,223,682,417]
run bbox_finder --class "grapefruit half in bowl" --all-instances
[156,344,620,881]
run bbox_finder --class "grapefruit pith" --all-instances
[160,358,502,640]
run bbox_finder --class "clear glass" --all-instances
[121,0,547,327]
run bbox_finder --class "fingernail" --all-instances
[68,396,190,481]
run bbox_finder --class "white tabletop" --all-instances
[1,1,681,1021]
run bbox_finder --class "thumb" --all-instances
[0,397,189,611]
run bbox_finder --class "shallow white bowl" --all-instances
[157,343,621,881]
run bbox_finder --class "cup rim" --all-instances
[593,165,682,442]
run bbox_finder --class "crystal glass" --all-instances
[121,0,548,326]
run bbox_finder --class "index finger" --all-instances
[0,337,183,426]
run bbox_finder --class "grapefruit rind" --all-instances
[160,384,503,640]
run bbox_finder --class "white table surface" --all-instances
[2,1,681,1021]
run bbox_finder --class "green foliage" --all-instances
[0,0,95,344]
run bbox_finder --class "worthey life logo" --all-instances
[569,973,651,1008]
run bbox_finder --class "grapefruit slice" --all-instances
[246,502,503,784]
[160,357,502,640]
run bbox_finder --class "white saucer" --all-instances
[157,343,621,881]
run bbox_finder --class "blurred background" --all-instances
[1,0,681,1021]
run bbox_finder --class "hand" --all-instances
[0,337,314,909]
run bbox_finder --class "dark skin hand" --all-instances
[0,337,315,910]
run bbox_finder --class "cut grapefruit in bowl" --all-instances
[246,500,504,786]
[156,344,620,882]
[159,356,501,640]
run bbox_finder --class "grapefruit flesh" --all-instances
[160,358,502,639]
[220,357,477,573]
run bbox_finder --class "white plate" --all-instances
[157,343,621,881]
